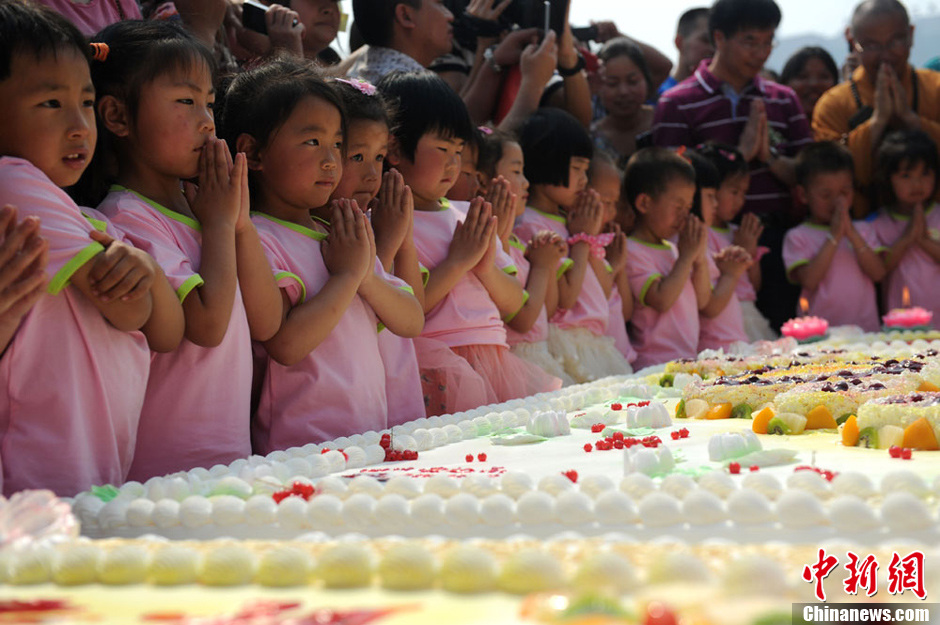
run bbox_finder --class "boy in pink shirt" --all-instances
[783,143,885,332]
[622,148,711,369]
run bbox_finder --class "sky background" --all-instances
[334,0,940,71]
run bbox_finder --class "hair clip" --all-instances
[478,126,493,136]
[335,78,376,97]
[89,42,109,62]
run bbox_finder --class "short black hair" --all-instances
[622,147,696,207]
[332,77,393,128]
[0,0,88,82]
[476,127,517,179]
[684,149,721,219]
[598,37,654,101]
[352,0,420,48]
[378,71,473,163]
[518,108,593,187]
[693,142,749,185]
[875,130,939,206]
[708,0,781,42]
[677,7,710,38]
[795,141,855,188]
[779,46,839,88]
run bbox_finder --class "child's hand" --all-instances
[568,189,603,236]
[265,4,305,58]
[0,206,47,321]
[87,230,156,302]
[715,245,753,277]
[448,197,494,272]
[484,175,517,243]
[190,138,241,231]
[473,218,500,276]
[830,202,848,242]
[678,215,705,261]
[733,213,763,255]
[322,199,372,282]
[909,204,927,242]
[526,232,563,268]
[371,169,413,256]
[604,224,628,274]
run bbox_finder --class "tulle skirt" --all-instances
[547,324,632,383]
[510,340,576,387]
[413,336,489,417]
[741,300,777,342]
[452,343,563,403]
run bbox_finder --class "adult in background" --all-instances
[651,0,812,331]
[591,38,655,166]
[780,46,839,123]
[347,0,454,83]
[813,0,940,217]
[38,0,140,35]
[658,7,713,96]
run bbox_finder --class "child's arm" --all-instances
[734,214,764,291]
[790,207,846,291]
[262,202,372,366]
[557,191,603,309]
[182,139,242,347]
[87,230,184,353]
[0,207,47,354]
[846,219,886,282]
[644,217,703,313]
[473,228,525,317]
[424,198,492,313]
[507,233,562,333]
[233,154,283,342]
[911,205,940,263]
[882,218,919,273]
[594,227,628,300]
[690,219,713,310]
[353,203,423,337]
[371,170,413,271]
[701,246,751,318]
[614,269,633,321]
[69,241,154,333]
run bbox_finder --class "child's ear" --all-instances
[97,96,130,137]
[794,184,807,206]
[387,136,403,167]
[236,134,262,170]
[633,192,652,215]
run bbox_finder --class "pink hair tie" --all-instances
[89,42,109,62]
[478,126,493,135]
[335,78,377,96]
[567,232,615,259]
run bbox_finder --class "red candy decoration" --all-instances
[562,470,579,483]
[901,448,912,460]
[728,462,741,474]
[591,423,605,433]
[889,445,902,458]
[477,453,487,462]
[583,444,593,453]
[749,465,760,472]
[611,403,623,411]
[465,454,474,463]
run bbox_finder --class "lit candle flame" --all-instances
[902,286,911,308]
[799,297,809,315]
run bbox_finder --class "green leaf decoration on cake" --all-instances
[562,593,631,618]
[91,484,120,502]
[488,428,547,446]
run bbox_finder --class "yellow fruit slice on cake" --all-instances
[751,407,774,434]
[841,415,859,447]
[901,417,940,450]
[805,405,837,430]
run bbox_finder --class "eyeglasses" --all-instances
[853,33,910,55]
[734,36,777,53]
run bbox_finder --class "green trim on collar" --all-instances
[529,206,567,224]
[251,212,327,240]
[110,185,201,231]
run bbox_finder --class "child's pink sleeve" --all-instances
[0,159,102,294]
[782,226,814,279]
[496,246,518,276]
[855,221,884,252]
[252,217,306,306]
[625,244,662,307]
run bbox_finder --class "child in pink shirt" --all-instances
[378,72,560,407]
[86,21,283,480]
[783,142,886,331]
[871,130,940,318]
[684,149,749,351]
[477,128,574,385]
[329,78,426,424]
[622,148,711,369]
[0,2,181,496]
[221,58,424,451]
[695,143,776,341]
[516,109,631,382]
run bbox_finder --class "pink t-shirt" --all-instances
[98,188,252,480]
[698,251,748,351]
[625,237,699,369]
[709,227,758,302]
[504,237,548,345]
[783,222,881,331]
[514,208,609,336]
[252,213,388,451]
[0,158,150,497]
[607,287,637,363]
[871,207,940,317]
[39,0,141,35]
[411,200,514,348]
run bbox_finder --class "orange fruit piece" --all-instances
[841,415,859,447]
[751,406,774,434]
[805,404,837,430]
[704,403,733,420]
[901,417,940,451]
[918,381,940,392]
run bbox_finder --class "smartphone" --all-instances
[242,0,269,34]
[570,24,598,42]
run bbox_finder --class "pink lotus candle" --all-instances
[883,287,933,329]
[781,316,829,341]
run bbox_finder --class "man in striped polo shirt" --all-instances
[651,0,813,331]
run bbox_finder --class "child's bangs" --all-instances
[139,40,216,92]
